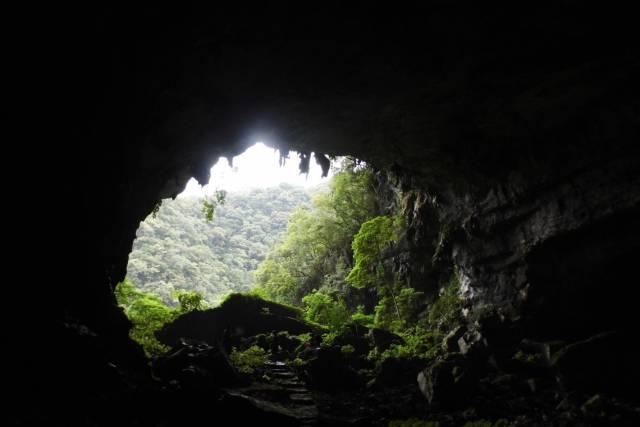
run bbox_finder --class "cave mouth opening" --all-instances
[116,141,340,353]
[105,124,478,423]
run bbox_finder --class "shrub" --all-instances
[302,290,350,331]
[230,345,268,374]
[377,326,443,363]
[115,278,207,357]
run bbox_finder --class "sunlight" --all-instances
[179,142,331,197]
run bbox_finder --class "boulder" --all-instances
[303,346,363,391]
[151,340,239,388]
[442,325,466,353]
[370,356,424,388]
[156,294,320,348]
[552,331,639,398]
[330,324,372,357]
[457,329,488,357]
[417,355,475,408]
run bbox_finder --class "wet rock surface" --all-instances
[10,312,640,425]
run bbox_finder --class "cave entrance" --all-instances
[116,142,333,353]
[123,142,332,307]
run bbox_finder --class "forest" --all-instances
[125,183,312,306]
[119,160,459,362]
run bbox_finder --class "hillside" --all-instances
[126,183,312,305]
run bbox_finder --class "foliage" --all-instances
[351,305,375,328]
[346,216,397,289]
[128,160,462,371]
[175,291,207,312]
[369,275,462,363]
[291,357,306,368]
[202,189,227,222]
[230,345,268,374]
[253,259,298,305]
[256,167,378,305]
[127,184,311,306]
[321,331,340,346]
[115,278,175,356]
[375,326,443,363]
[374,286,425,332]
[340,344,355,355]
[344,214,419,334]
[115,278,206,356]
[302,290,350,331]
[296,333,312,345]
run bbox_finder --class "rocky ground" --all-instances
[11,308,640,426]
[143,304,640,427]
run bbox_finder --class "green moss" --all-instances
[321,331,339,346]
[296,333,312,345]
[341,344,355,355]
[220,292,304,319]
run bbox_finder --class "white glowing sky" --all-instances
[179,142,331,197]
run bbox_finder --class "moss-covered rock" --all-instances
[156,293,323,348]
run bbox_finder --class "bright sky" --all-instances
[179,142,331,197]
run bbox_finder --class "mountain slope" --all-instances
[127,183,312,305]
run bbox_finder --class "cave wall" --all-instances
[17,3,640,409]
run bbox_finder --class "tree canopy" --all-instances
[127,183,311,306]
[255,165,378,306]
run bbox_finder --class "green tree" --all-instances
[115,278,176,356]
[127,185,310,305]
[256,166,378,306]
[302,290,350,331]
[202,189,227,222]
[115,278,206,356]
[176,290,207,312]
[346,216,396,289]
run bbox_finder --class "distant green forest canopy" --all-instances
[126,183,313,306]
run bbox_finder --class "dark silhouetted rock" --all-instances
[156,294,320,348]
[552,331,640,398]
[371,357,425,388]
[457,329,488,358]
[417,356,475,408]
[329,324,372,357]
[369,327,404,352]
[442,325,466,353]
[151,339,240,388]
[303,346,363,391]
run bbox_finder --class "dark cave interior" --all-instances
[11,3,640,425]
